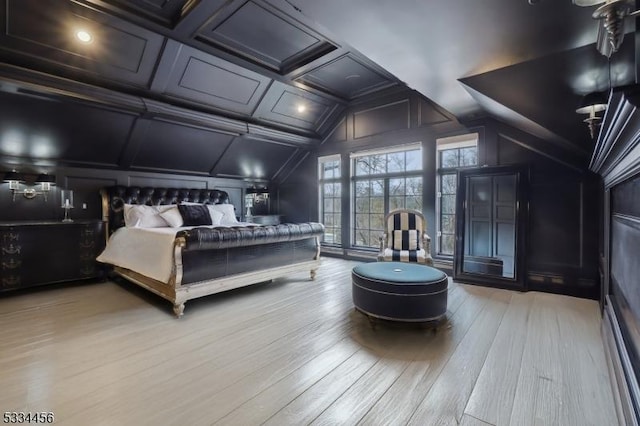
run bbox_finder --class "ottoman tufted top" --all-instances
[353,261,446,284]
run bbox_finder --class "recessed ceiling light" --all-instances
[297,104,306,113]
[76,30,92,43]
[345,74,361,80]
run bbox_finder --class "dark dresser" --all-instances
[0,220,106,292]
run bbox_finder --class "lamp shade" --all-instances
[576,91,608,114]
[246,187,258,194]
[36,173,56,184]
[4,170,23,182]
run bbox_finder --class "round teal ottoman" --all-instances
[352,262,448,322]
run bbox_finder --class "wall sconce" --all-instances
[4,171,56,201]
[576,91,608,138]
[574,0,640,57]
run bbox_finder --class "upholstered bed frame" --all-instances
[100,186,323,317]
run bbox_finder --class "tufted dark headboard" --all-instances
[100,186,231,236]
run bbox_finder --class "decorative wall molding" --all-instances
[590,87,640,188]
[603,297,640,425]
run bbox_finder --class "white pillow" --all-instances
[206,206,225,225]
[124,204,168,228]
[160,206,184,228]
[208,204,239,224]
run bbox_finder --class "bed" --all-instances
[97,186,324,317]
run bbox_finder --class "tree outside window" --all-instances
[436,135,478,256]
[318,155,341,246]
[352,145,423,248]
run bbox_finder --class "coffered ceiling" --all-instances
[0,0,409,180]
[0,0,636,179]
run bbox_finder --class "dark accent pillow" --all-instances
[177,204,212,226]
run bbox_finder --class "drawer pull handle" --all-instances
[1,244,21,255]
[2,259,21,269]
[2,276,20,287]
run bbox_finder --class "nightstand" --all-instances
[0,220,106,292]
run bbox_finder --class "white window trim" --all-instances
[318,154,342,246]
[435,133,478,257]
[349,142,422,159]
[349,142,423,249]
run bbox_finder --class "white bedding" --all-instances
[96,223,259,284]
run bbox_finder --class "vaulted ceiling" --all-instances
[0,0,637,180]
[0,0,403,181]
[289,0,637,158]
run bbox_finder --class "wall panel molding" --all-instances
[591,87,640,188]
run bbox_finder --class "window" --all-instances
[351,143,423,248]
[318,154,341,246]
[436,134,478,256]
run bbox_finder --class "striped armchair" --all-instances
[378,209,433,266]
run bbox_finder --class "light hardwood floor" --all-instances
[0,257,618,426]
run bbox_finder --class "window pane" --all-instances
[319,156,341,247]
[406,149,422,170]
[442,214,455,234]
[406,196,422,211]
[442,194,456,214]
[389,178,405,195]
[323,232,334,244]
[370,214,385,230]
[440,149,459,168]
[441,234,455,255]
[441,174,457,195]
[371,179,384,196]
[355,181,369,196]
[355,197,368,213]
[355,214,369,229]
[461,147,478,166]
[370,154,387,174]
[390,196,404,211]
[333,214,341,229]
[370,197,384,213]
[355,158,370,176]
[323,198,333,213]
[406,177,422,197]
[323,183,334,197]
[387,152,405,172]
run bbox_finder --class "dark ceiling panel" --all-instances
[195,0,336,74]
[296,54,395,100]
[460,43,636,145]
[0,0,164,87]
[353,99,410,139]
[0,91,134,166]
[158,43,272,115]
[253,81,343,132]
[418,99,451,126]
[212,137,297,179]
[131,119,235,174]
[97,0,197,28]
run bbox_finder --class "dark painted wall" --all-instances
[281,88,601,298]
[487,120,600,298]
[0,166,247,223]
[279,87,465,252]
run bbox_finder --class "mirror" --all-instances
[453,165,529,289]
